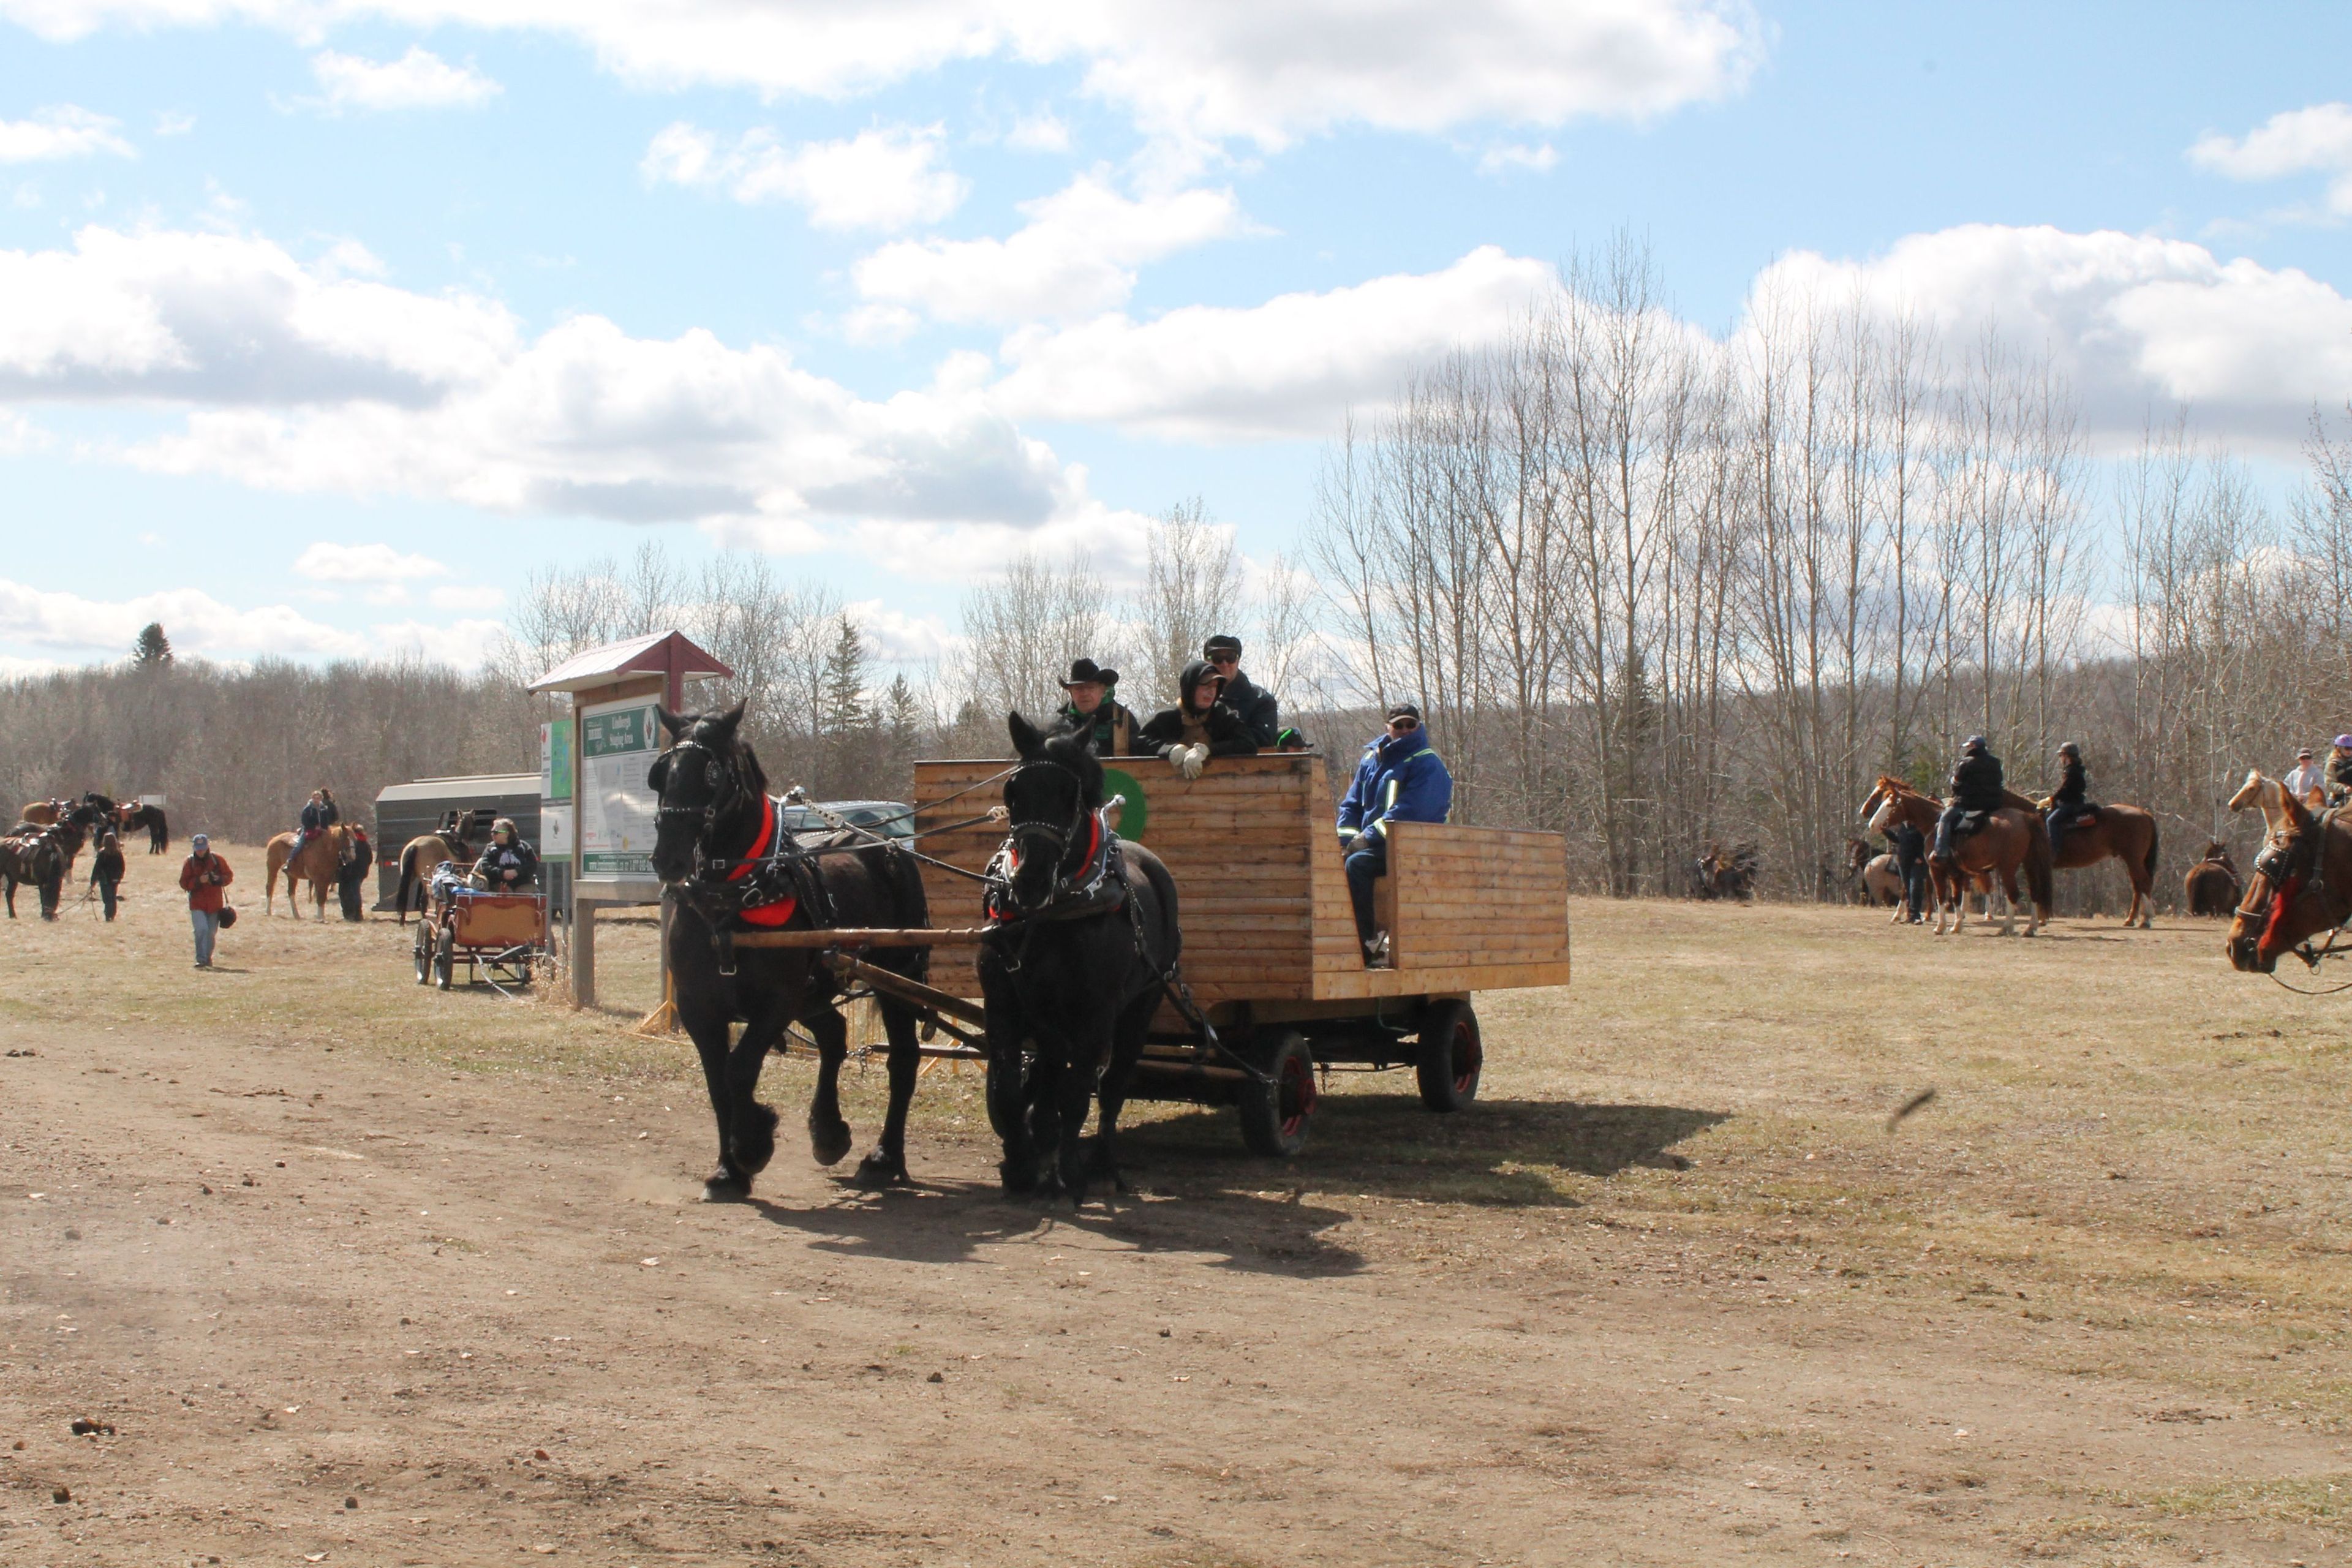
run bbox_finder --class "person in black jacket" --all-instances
[89,831,126,921]
[1202,634,1281,749]
[1050,658,1139,756]
[1934,736,2004,862]
[471,818,539,892]
[2045,742,2092,854]
[1138,660,1259,778]
[337,822,375,921]
[1889,820,1928,923]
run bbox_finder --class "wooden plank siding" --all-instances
[908,752,1570,1004]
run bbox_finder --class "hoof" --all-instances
[998,1157,1038,1197]
[852,1148,910,1189]
[809,1115,854,1167]
[702,1169,752,1202]
[734,1102,780,1175]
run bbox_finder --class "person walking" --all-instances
[1890,820,1929,923]
[179,832,233,969]
[89,831,126,921]
[337,822,374,922]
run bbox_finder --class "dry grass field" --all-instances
[2,843,2350,1565]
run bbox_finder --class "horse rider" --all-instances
[2286,747,2326,810]
[472,818,539,893]
[337,821,374,922]
[89,830,125,921]
[1140,660,1260,778]
[1052,658,1138,756]
[2045,741,2092,854]
[2327,736,2352,807]
[291,787,338,860]
[1337,702,1453,966]
[1202,635,1284,750]
[1934,736,2005,863]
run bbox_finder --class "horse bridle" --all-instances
[992,761,1091,914]
[2235,816,2347,949]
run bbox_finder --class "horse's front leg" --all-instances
[854,997,922,1188]
[1087,990,1156,1196]
[803,1005,855,1167]
[680,1001,752,1200]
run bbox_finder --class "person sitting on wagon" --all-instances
[2285,747,2326,810]
[1933,736,2004,862]
[2328,736,2352,807]
[1202,634,1282,750]
[1052,658,1139,756]
[2043,741,2093,854]
[1337,703,1453,967]
[470,818,538,893]
[1139,660,1259,778]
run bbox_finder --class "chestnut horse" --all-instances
[266,824,351,919]
[394,812,481,924]
[2228,769,2293,835]
[1861,776,2052,937]
[2226,792,2352,974]
[2184,843,2241,918]
[2040,794,2160,927]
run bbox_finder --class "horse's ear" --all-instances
[711,699,747,737]
[1008,711,1047,760]
[656,705,690,739]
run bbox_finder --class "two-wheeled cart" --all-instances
[413,876,547,993]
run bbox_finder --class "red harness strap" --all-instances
[2261,873,2304,958]
[727,797,798,929]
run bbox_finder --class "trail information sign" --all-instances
[579,698,659,878]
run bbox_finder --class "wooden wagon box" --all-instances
[909,753,1572,1007]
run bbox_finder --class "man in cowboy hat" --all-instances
[2286,747,2326,809]
[1201,634,1284,749]
[2328,736,2352,807]
[1052,658,1139,756]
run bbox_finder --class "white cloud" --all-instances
[309,47,500,113]
[292,541,450,582]
[153,110,195,136]
[1750,224,2352,446]
[992,244,1555,440]
[839,303,921,345]
[0,653,67,679]
[369,615,507,665]
[854,175,1249,324]
[0,0,1760,152]
[1477,140,1558,176]
[1005,108,1071,153]
[643,121,965,231]
[2188,101,2352,217]
[0,105,134,164]
[845,598,958,662]
[0,575,367,657]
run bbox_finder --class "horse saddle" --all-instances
[1951,809,1991,839]
[2059,806,2099,834]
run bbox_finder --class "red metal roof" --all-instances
[526,630,734,694]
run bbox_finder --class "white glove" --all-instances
[1178,744,1208,780]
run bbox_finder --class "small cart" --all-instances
[413,876,547,993]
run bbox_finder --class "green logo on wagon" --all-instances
[1102,767,1147,841]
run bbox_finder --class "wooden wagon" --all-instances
[412,881,546,993]
[892,752,1573,1155]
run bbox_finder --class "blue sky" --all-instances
[2,0,2348,671]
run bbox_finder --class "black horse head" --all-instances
[1000,710,1104,913]
[650,699,767,883]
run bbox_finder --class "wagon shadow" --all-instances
[745,1177,1369,1277]
[1118,1094,1731,1210]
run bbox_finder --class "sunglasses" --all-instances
[1387,716,1419,731]
[1207,653,1239,666]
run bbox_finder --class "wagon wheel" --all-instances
[1238,1029,1316,1158]
[434,925,456,990]
[412,921,431,985]
[1414,999,1482,1113]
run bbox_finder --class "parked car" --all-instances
[777,799,914,841]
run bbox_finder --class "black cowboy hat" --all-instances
[1203,633,1243,658]
[1059,658,1118,688]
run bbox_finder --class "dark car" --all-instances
[776,799,914,841]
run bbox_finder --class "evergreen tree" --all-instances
[132,622,172,666]
[819,614,870,737]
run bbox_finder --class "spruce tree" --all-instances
[132,622,172,666]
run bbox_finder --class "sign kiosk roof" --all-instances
[526,630,733,696]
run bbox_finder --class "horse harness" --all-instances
[2240,805,2352,973]
[654,734,842,977]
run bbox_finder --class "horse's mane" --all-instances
[1039,726,1104,809]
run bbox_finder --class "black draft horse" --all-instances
[649,701,932,1200]
[982,713,1182,1207]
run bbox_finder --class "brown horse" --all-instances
[0,828,64,919]
[266,824,350,919]
[18,799,66,827]
[2040,795,2160,927]
[394,811,481,924]
[1845,837,1904,910]
[2226,792,2352,973]
[1861,776,2052,937]
[2184,843,2241,918]
[2229,769,2294,835]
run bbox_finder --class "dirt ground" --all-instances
[4,848,2351,1566]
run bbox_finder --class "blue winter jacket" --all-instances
[1337,730,1453,847]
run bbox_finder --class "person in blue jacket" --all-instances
[1336,702,1453,966]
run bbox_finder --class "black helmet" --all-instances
[1962,734,1988,753]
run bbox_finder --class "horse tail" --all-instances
[2143,816,2160,888]
[395,847,418,924]
[2027,824,2056,914]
